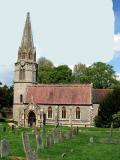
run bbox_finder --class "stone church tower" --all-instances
[13,12,37,122]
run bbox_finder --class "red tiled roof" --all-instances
[93,89,112,104]
[25,84,92,105]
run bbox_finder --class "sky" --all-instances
[113,0,120,52]
[0,0,116,85]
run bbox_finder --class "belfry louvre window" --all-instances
[20,94,23,103]
[19,69,25,80]
[48,107,52,118]
[62,107,66,119]
[76,107,80,119]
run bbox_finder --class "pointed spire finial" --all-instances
[21,12,34,49]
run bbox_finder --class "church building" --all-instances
[13,13,109,127]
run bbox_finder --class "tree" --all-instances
[73,63,87,83]
[38,64,73,84]
[112,112,120,128]
[95,86,120,127]
[38,57,54,68]
[89,62,117,88]
[0,85,13,110]
[50,65,73,84]
[78,62,118,88]
[38,65,53,84]
[37,57,55,83]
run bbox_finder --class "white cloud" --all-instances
[114,34,120,52]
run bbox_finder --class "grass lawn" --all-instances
[0,124,120,160]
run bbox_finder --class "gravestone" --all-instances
[89,137,94,143]
[46,134,51,147]
[61,132,65,140]
[36,134,43,150]
[76,127,79,135]
[0,139,9,158]
[33,126,38,135]
[3,126,6,132]
[59,132,63,142]
[22,132,37,160]
[12,125,15,132]
[53,131,60,144]
[65,132,70,139]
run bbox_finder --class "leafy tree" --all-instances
[95,86,120,127]
[112,112,120,128]
[89,62,117,88]
[37,57,54,83]
[0,85,13,110]
[38,65,53,83]
[38,64,73,84]
[78,62,118,88]
[38,57,54,68]
[50,65,73,84]
[73,63,87,83]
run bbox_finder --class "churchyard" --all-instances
[0,123,120,160]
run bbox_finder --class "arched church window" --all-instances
[19,69,25,80]
[76,107,80,119]
[48,106,52,118]
[23,69,25,80]
[62,107,66,119]
[20,94,23,103]
[28,53,31,59]
[22,53,25,59]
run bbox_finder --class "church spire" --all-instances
[18,12,36,62]
[21,12,34,49]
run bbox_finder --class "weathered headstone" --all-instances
[110,123,113,137]
[36,134,43,150]
[89,137,94,143]
[12,125,15,132]
[3,126,6,132]
[22,132,37,160]
[46,134,51,147]
[0,139,9,158]
[33,126,38,135]
[76,127,79,135]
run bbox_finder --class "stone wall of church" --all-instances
[17,103,99,127]
[13,83,32,122]
[13,104,24,122]
[18,104,99,127]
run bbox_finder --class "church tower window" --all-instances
[19,68,25,80]
[62,107,66,119]
[48,107,52,118]
[76,107,80,119]
[20,94,23,103]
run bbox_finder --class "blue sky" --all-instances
[113,0,120,34]
[0,0,116,85]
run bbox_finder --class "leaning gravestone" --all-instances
[89,137,94,143]
[36,134,43,150]
[0,139,9,158]
[22,132,37,160]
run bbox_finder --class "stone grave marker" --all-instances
[3,126,6,132]
[0,139,9,158]
[59,131,63,142]
[89,137,94,143]
[46,134,51,147]
[33,126,38,135]
[22,132,37,160]
[36,134,43,150]
[76,127,79,135]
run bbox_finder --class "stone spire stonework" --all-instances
[21,12,34,49]
[18,12,36,62]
